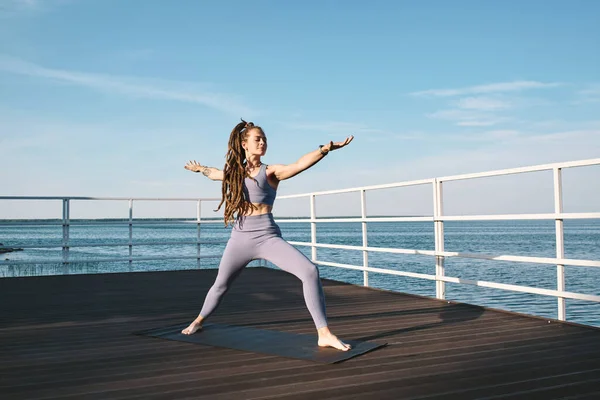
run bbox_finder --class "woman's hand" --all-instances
[184,161,224,181]
[322,135,354,153]
[184,160,204,173]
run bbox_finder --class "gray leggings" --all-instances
[199,213,328,329]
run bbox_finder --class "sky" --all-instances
[1,0,599,219]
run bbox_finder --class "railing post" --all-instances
[310,195,317,262]
[554,168,566,321]
[197,200,202,269]
[62,198,70,272]
[433,179,446,299]
[128,199,133,270]
[360,189,369,286]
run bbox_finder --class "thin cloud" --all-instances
[580,84,600,95]
[521,129,600,143]
[281,121,446,143]
[281,121,383,134]
[427,109,506,127]
[576,84,600,104]
[456,96,512,111]
[417,83,558,128]
[466,128,598,145]
[479,129,520,140]
[457,120,501,127]
[0,55,257,116]
[411,80,561,97]
[0,0,40,11]
[367,127,595,146]
[129,180,197,188]
[121,48,155,62]
[429,129,521,143]
[0,0,70,15]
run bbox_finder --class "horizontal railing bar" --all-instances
[439,213,600,221]
[2,213,598,227]
[181,220,228,224]
[277,178,435,199]
[276,213,600,223]
[2,240,229,249]
[68,220,222,226]
[0,254,222,266]
[275,216,434,223]
[289,241,600,268]
[0,220,226,227]
[439,250,600,268]
[0,217,438,226]
[288,241,436,256]
[0,221,67,226]
[316,260,437,280]
[439,276,600,302]
[438,158,600,182]
[317,260,600,302]
[0,196,222,201]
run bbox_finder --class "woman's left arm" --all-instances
[270,136,354,181]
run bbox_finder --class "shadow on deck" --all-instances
[1,267,600,399]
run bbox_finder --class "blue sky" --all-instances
[1,0,599,218]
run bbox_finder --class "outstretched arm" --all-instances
[184,160,224,181]
[270,136,353,181]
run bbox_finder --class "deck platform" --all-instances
[1,267,600,399]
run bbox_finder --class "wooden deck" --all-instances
[1,267,600,399]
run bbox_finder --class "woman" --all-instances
[182,120,354,351]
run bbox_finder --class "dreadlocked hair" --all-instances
[216,119,263,226]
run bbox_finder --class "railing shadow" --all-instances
[352,303,485,342]
[234,298,486,343]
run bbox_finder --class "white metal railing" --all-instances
[0,197,233,268]
[1,158,600,322]
[274,157,600,322]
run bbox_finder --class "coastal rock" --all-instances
[0,243,23,254]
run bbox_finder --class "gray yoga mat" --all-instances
[135,322,386,364]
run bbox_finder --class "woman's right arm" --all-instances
[184,160,224,181]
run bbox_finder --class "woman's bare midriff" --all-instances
[243,202,273,216]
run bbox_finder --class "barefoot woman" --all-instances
[182,120,354,351]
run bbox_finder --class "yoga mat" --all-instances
[135,322,386,364]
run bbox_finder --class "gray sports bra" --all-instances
[243,164,277,206]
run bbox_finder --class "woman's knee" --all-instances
[298,262,320,283]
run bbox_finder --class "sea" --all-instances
[1,219,599,328]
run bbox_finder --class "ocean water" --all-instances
[1,219,599,327]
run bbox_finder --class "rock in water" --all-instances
[0,245,23,254]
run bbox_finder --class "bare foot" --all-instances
[181,320,202,335]
[318,333,352,351]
